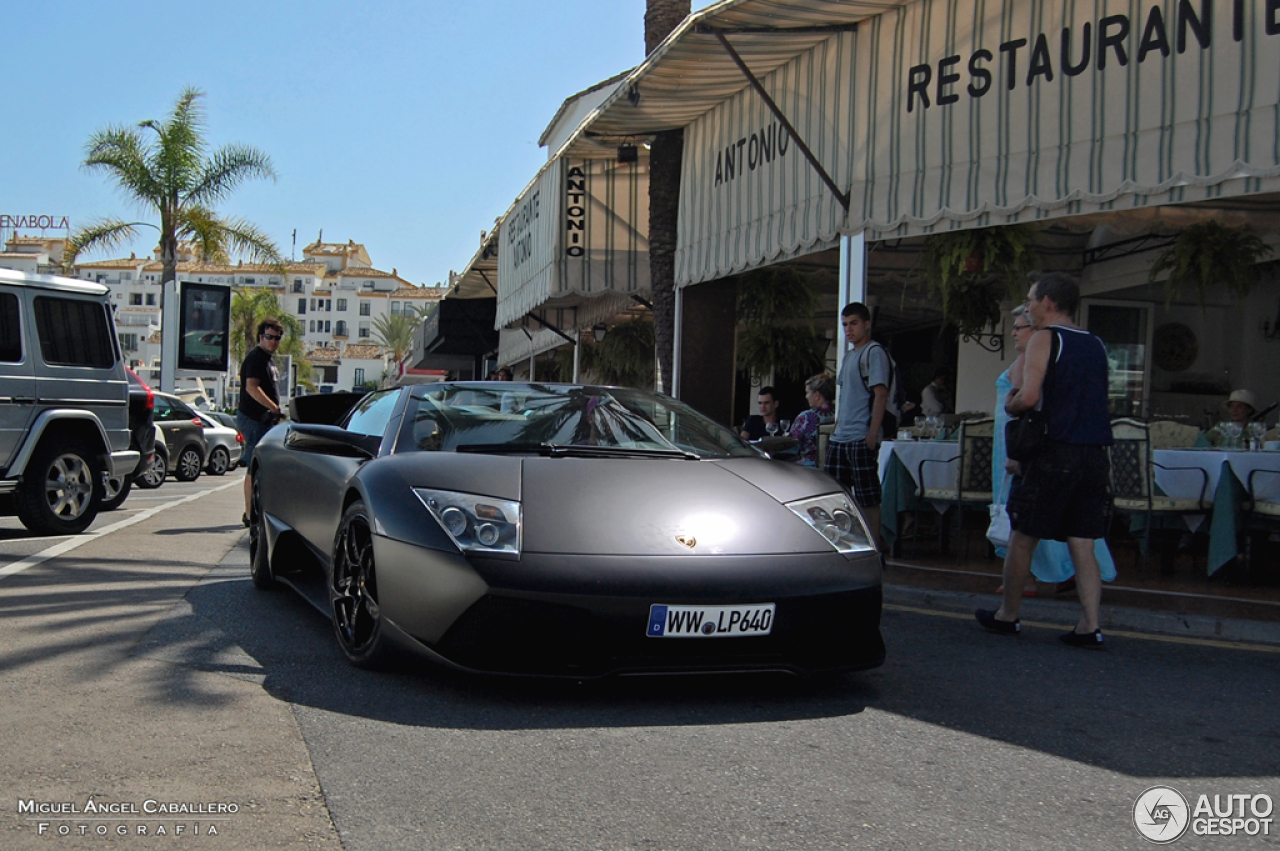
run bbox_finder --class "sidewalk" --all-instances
[883,549,1280,648]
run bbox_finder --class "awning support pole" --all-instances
[711,28,850,211]
[836,233,866,381]
[526,311,576,346]
[573,330,581,382]
[673,286,684,399]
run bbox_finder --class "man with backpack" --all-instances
[825,302,891,547]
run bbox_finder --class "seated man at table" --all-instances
[1207,389,1259,446]
[740,386,788,441]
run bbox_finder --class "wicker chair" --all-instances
[916,417,994,562]
[1109,418,1212,572]
[1147,420,1202,449]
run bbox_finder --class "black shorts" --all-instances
[1007,442,1111,541]
[824,439,882,508]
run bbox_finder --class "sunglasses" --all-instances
[262,333,283,341]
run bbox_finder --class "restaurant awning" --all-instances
[494,155,651,330]
[563,0,1280,286]
[496,291,640,367]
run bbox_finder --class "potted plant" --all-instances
[922,224,1038,337]
[735,266,826,381]
[1148,220,1273,308]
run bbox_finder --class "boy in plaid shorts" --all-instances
[825,302,889,549]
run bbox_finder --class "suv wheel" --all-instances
[207,446,230,476]
[135,451,167,488]
[15,436,102,535]
[175,446,203,482]
[101,473,133,511]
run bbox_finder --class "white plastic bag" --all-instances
[986,474,1012,548]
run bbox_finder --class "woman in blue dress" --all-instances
[994,306,1116,593]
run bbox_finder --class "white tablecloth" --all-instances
[1154,449,1280,503]
[879,440,962,512]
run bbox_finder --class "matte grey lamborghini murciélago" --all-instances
[248,382,884,677]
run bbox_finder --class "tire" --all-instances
[175,446,203,482]
[135,451,167,489]
[248,471,277,590]
[330,501,390,667]
[14,436,102,536]
[207,446,230,476]
[101,473,132,511]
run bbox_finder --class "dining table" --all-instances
[1152,448,1280,574]
[876,439,962,553]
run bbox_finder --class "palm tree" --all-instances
[66,87,282,288]
[646,0,691,394]
[229,288,313,391]
[372,311,421,368]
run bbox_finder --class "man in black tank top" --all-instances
[976,273,1112,648]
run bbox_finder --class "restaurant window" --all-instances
[1083,300,1153,419]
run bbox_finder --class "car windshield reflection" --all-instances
[406,383,755,459]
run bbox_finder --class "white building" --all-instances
[12,235,445,402]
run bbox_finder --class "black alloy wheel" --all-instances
[135,451,167,489]
[207,446,230,476]
[330,501,390,667]
[14,436,101,536]
[175,446,203,482]
[248,470,276,590]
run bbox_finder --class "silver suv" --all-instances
[0,269,139,535]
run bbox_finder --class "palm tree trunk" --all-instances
[646,0,690,395]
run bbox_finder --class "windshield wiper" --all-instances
[544,443,700,461]
[454,442,554,455]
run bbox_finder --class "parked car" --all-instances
[135,424,168,489]
[205,410,240,432]
[195,411,242,475]
[248,382,885,677]
[102,367,157,511]
[152,392,208,482]
[0,269,139,535]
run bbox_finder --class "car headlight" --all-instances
[412,488,522,558]
[784,493,876,556]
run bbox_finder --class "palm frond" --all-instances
[187,144,277,207]
[65,219,145,266]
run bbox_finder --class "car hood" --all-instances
[519,456,834,556]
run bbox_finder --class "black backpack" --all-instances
[857,342,904,439]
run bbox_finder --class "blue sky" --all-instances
[2,0,686,287]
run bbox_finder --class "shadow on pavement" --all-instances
[152,543,1280,779]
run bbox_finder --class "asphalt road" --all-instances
[2,472,1278,849]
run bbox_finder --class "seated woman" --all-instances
[789,373,835,467]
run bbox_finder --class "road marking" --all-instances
[0,480,242,582]
[884,603,1280,654]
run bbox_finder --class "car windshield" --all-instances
[405,383,756,459]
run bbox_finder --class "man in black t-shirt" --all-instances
[236,318,284,525]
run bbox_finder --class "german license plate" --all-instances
[646,604,775,638]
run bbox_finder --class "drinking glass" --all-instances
[1247,421,1265,450]
[765,421,779,438]
[1223,422,1243,450]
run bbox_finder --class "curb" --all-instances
[883,583,1280,648]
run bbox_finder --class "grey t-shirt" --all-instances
[831,342,890,443]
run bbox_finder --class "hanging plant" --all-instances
[1148,221,1273,309]
[735,265,825,381]
[922,224,1038,337]
[594,317,654,389]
